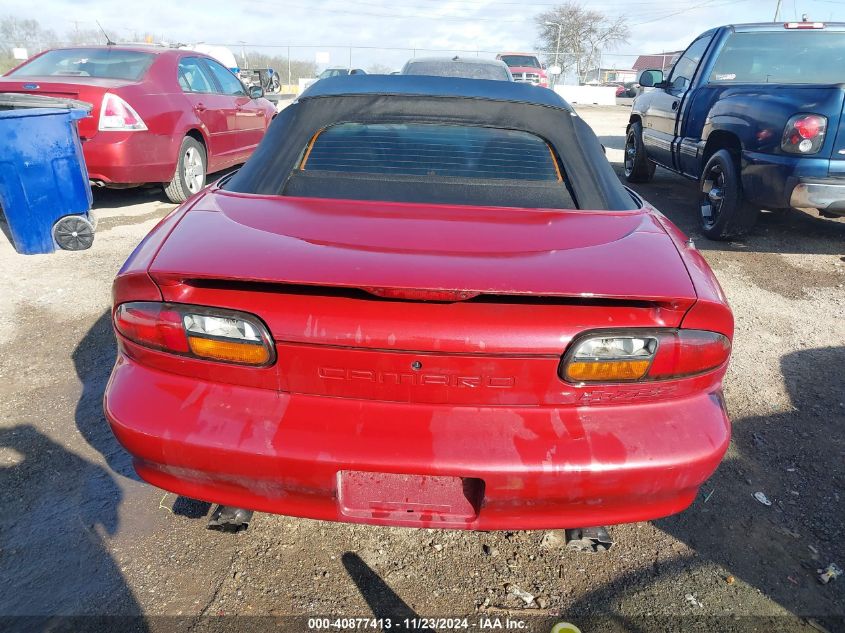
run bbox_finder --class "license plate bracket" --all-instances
[338,471,483,522]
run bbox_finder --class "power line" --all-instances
[629,0,755,26]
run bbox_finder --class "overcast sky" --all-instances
[10,0,845,70]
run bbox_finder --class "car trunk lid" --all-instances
[148,190,697,405]
[151,189,696,301]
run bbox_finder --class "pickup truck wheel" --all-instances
[698,149,760,240]
[624,121,655,183]
[164,137,207,204]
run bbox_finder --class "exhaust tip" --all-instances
[207,505,254,533]
[565,526,613,553]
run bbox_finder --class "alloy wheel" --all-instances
[184,146,205,193]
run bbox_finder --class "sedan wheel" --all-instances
[183,146,205,194]
[164,136,207,204]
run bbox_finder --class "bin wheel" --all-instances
[53,215,95,251]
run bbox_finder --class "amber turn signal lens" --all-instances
[566,359,650,382]
[188,337,270,365]
[561,330,731,384]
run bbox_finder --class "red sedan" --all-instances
[105,76,733,532]
[1,45,276,202]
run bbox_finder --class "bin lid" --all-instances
[0,106,90,122]
[0,92,92,113]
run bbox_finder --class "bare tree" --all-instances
[0,16,59,72]
[535,2,628,85]
[0,17,318,84]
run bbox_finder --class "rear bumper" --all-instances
[83,131,177,185]
[740,151,845,211]
[789,180,845,215]
[104,356,731,530]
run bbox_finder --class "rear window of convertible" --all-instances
[299,123,562,181]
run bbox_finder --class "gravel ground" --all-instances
[0,105,843,633]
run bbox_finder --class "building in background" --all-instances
[632,51,683,75]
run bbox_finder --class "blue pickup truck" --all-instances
[627,21,845,239]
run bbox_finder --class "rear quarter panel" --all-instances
[699,86,844,157]
[117,54,210,174]
[649,208,734,337]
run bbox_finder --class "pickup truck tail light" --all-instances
[782,114,827,154]
[114,302,275,366]
[561,330,730,383]
[99,93,148,131]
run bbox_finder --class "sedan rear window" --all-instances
[300,123,561,181]
[403,61,510,81]
[11,49,155,81]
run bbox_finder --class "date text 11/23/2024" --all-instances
[305,617,583,630]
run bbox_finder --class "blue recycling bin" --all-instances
[0,106,94,254]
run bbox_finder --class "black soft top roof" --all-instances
[225,75,637,211]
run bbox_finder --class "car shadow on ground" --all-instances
[91,167,240,212]
[342,553,432,631]
[72,311,210,520]
[90,186,170,211]
[0,423,148,629]
[567,346,845,628]
[72,311,138,482]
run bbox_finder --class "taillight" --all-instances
[560,330,730,383]
[99,93,148,131]
[114,302,274,366]
[782,114,827,154]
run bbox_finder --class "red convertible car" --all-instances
[105,76,733,532]
[1,45,275,202]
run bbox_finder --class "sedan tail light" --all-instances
[782,114,827,154]
[98,93,148,131]
[114,302,275,366]
[561,330,730,383]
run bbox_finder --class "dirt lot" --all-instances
[1,105,843,633]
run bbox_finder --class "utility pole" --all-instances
[774,0,782,21]
[238,41,247,70]
[545,21,563,87]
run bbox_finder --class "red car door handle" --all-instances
[194,103,207,113]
